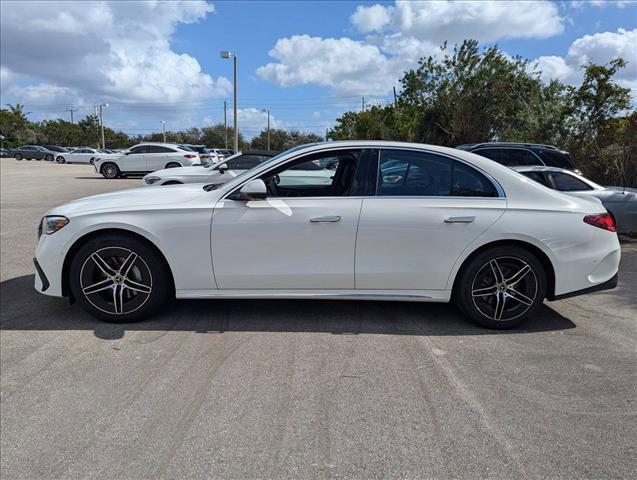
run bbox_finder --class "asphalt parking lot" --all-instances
[1,157,635,479]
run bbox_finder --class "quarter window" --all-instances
[451,161,498,197]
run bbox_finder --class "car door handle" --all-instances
[444,216,475,223]
[309,215,341,223]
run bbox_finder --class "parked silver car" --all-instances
[513,166,636,235]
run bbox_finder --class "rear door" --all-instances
[355,148,506,290]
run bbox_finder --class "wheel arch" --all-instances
[61,227,175,300]
[450,239,556,300]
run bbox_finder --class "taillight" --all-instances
[583,213,616,232]
[184,153,197,158]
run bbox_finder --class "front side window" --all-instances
[147,145,176,153]
[259,150,360,197]
[549,172,592,191]
[226,155,271,170]
[129,145,149,154]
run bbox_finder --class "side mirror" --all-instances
[217,163,228,173]
[230,179,267,201]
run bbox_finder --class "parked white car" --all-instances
[56,148,116,164]
[34,141,620,328]
[143,150,281,186]
[93,143,201,178]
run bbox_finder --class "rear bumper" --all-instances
[549,273,618,300]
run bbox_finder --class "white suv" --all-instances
[93,143,201,179]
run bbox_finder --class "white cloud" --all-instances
[352,1,564,42]
[258,1,565,96]
[570,0,633,8]
[535,28,637,89]
[0,1,229,106]
[350,4,393,33]
[257,35,396,95]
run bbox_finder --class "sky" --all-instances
[1,0,636,140]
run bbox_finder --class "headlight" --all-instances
[39,216,69,238]
[145,176,160,185]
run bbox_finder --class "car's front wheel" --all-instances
[68,235,172,322]
[56,156,66,163]
[14,153,23,161]
[101,162,120,179]
[455,246,546,329]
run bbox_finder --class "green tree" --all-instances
[251,128,322,150]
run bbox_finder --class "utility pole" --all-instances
[362,97,365,112]
[224,99,228,149]
[325,128,328,142]
[261,108,270,150]
[98,103,108,149]
[393,86,397,105]
[221,51,238,152]
[65,107,78,124]
[161,120,166,143]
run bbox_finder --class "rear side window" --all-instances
[378,150,452,196]
[521,171,550,187]
[473,148,502,162]
[549,172,592,191]
[537,150,575,169]
[451,161,498,197]
[378,149,499,197]
[499,149,542,166]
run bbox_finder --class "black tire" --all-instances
[45,154,54,161]
[165,162,181,169]
[68,234,172,323]
[101,162,120,179]
[56,156,66,163]
[455,246,547,329]
[89,158,94,164]
[14,153,22,161]
[35,157,42,161]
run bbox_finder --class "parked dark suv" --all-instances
[456,142,581,174]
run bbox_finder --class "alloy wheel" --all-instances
[79,247,153,316]
[471,256,538,322]
[103,164,118,178]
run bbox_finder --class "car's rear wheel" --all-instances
[69,235,172,322]
[165,162,181,169]
[56,156,66,163]
[455,246,546,329]
[14,153,22,161]
[45,154,54,161]
[101,162,120,179]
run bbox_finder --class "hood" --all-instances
[150,165,212,178]
[47,184,208,216]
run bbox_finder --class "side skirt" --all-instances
[176,289,451,303]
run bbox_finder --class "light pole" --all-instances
[98,103,108,149]
[220,51,238,152]
[261,108,270,150]
[161,120,166,143]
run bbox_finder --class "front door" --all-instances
[211,149,370,289]
[355,148,506,290]
[124,145,149,171]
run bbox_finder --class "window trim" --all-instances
[375,147,505,199]
[222,146,505,200]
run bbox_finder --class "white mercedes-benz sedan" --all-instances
[33,141,620,328]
